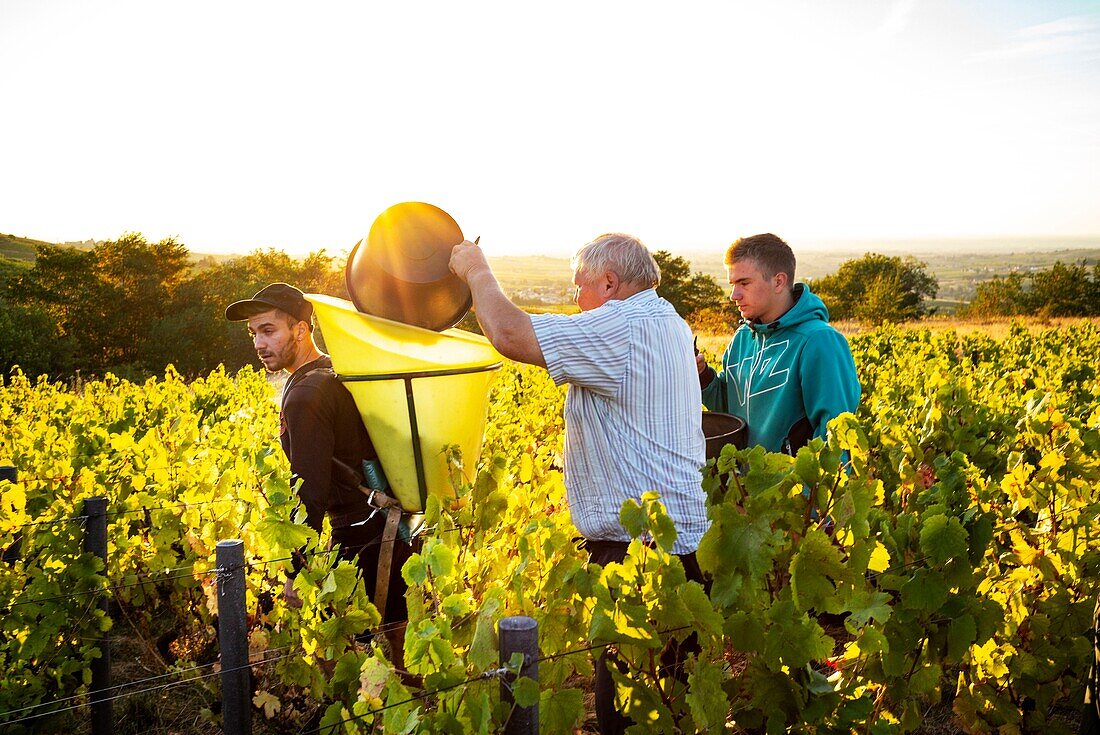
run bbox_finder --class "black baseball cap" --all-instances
[225,283,314,323]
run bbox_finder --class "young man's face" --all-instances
[247,309,302,372]
[726,259,788,324]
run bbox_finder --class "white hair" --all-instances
[571,233,661,287]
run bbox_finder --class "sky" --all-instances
[1,0,1099,257]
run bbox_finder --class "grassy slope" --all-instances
[0,233,54,261]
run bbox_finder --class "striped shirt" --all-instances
[529,289,708,554]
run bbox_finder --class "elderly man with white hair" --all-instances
[450,233,707,735]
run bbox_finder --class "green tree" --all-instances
[960,273,1027,317]
[8,234,190,376]
[0,297,72,378]
[961,262,1100,318]
[160,248,346,375]
[653,250,725,318]
[1025,261,1098,317]
[7,244,103,373]
[4,238,350,378]
[812,253,938,324]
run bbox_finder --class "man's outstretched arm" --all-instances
[450,240,546,368]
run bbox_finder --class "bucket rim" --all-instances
[337,362,503,381]
[305,293,491,348]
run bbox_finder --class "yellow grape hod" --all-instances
[307,293,502,513]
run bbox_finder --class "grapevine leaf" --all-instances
[763,600,833,669]
[468,597,502,670]
[256,515,316,556]
[358,656,393,703]
[318,702,346,734]
[464,689,492,735]
[540,688,584,733]
[383,707,420,735]
[328,563,360,601]
[854,626,889,655]
[441,593,471,619]
[789,529,846,612]
[900,571,949,611]
[867,542,891,573]
[425,540,456,578]
[401,554,427,586]
[725,612,766,654]
[686,658,728,729]
[331,650,366,691]
[320,572,337,597]
[908,663,942,695]
[967,514,994,564]
[845,590,893,627]
[805,663,836,696]
[318,610,375,645]
[919,514,968,565]
[679,580,724,642]
[518,453,534,483]
[793,446,820,487]
[746,664,800,725]
[696,505,777,606]
[619,497,646,540]
[947,614,977,663]
[512,676,540,708]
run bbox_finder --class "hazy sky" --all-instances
[2,0,1098,257]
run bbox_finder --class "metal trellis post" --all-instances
[499,615,539,735]
[82,496,111,735]
[216,539,250,735]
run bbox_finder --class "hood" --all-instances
[749,283,830,334]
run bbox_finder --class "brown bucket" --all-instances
[702,411,747,460]
[345,202,472,331]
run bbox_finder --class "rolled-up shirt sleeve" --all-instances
[529,306,631,396]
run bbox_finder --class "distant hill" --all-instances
[0,233,236,268]
[0,233,56,261]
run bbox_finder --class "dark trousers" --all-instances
[586,540,708,735]
[332,514,417,623]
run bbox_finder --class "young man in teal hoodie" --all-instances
[696,234,861,454]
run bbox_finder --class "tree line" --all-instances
[3,232,1093,381]
[0,234,345,380]
[0,239,737,381]
[959,261,1100,318]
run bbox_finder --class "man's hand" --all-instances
[449,240,490,282]
[695,352,708,375]
[283,577,303,609]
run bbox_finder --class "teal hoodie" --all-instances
[700,284,860,454]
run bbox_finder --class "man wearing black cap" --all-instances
[225,283,412,665]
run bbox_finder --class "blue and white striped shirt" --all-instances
[530,289,708,554]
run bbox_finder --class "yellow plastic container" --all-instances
[306,294,502,511]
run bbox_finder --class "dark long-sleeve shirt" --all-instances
[279,356,376,532]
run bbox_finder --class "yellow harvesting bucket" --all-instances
[306,294,502,512]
